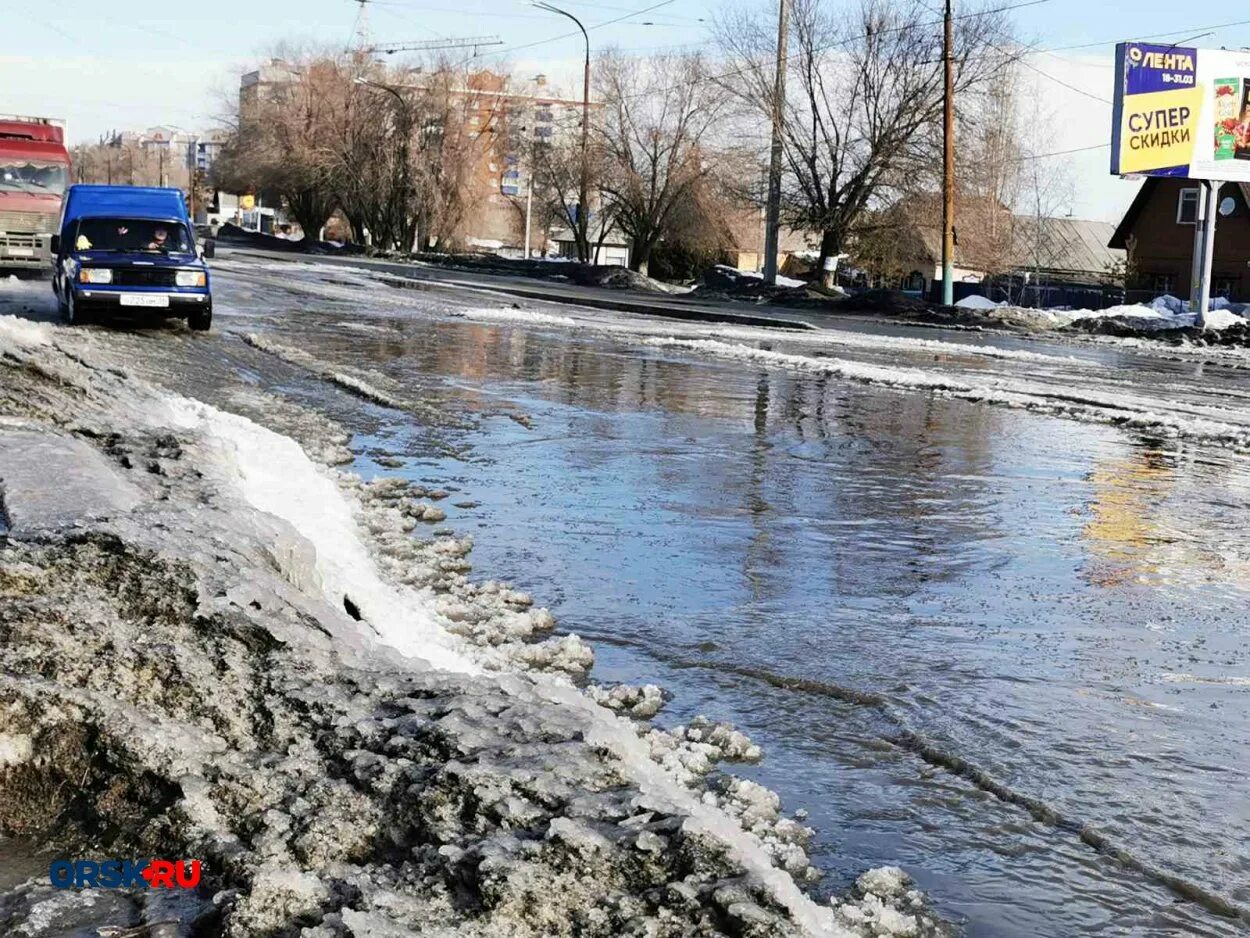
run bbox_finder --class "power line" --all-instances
[1015,142,1109,161]
[1013,54,1111,103]
[937,2,1113,105]
[462,0,678,64]
[1032,16,1250,57]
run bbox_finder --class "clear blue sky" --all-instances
[8,0,1250,219]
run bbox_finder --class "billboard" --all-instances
[1112,42,1250,180]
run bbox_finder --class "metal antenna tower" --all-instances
[350,0,371,50]
[364,36,504,56]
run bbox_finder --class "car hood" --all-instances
[76,251,203,268]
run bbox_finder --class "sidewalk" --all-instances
[223,247,820,332]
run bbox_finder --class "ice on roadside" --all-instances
[0,314,962,935]
[963,292,1247,334]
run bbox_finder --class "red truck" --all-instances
[0,114,70,271]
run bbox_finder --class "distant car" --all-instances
[51,184,214,331]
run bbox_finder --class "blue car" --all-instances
[51,184,214,331]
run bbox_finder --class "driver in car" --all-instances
[145,226,172,251]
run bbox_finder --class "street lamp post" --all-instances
[532,2,591,263]
[355,76,414,251]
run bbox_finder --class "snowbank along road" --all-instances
[2,256,1250,937]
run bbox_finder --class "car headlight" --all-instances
[78,268,112,284]
[175,270,206,287]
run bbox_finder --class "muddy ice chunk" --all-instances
[0,733,33,769]
[587,683,666,719]
[857,866,909,899]
[506,634,594,679]
[679,717,763,763]
[0,429,142,535]
[231,864,331,933]
[1,886,137,937]
[832,867,951,937]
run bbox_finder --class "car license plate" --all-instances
[6,248,33,257]
[119,294,170,308]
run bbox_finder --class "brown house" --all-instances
[1109,177,1250,299]
[852,192,1124,296]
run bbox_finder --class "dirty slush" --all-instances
[0,315,937,936]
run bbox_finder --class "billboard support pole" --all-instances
[1189,187,1207,313]
[1196,180,1221,329]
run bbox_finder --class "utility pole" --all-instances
[533,2,592,263]
[159,148,166,188]
[524,174,534,260]
[762,0,790,286]
[941,0,955,306]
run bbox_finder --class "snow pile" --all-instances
[984,294,1247,334]
[166,395,480,675]
[0,319,951,936]
[954,294,1005,310]
[718,265,808,289]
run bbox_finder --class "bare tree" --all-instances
[594,51,735,274]
[214,50,511,252]
[73,137,189,190]
[504,94,607,262]
[716,0,1016,280]
[213,50,344,239]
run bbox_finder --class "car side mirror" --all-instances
[50,234,60,255]
[202,239,215,259]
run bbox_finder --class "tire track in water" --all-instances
[592,632,1250,925]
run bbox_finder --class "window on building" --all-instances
[1213,277,1237,298]
[902,271,925,292]
[1151,273,1175,294]
[1177,188,1200,225]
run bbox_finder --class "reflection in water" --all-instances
[1082,445,1250,590]
[1083,449,1178,587]
[247,307,1250,937]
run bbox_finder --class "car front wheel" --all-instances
[63,289,87,325]
[188,302,212,332]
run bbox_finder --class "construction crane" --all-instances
[364,36,504,57]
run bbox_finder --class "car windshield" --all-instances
[0,160,68,194]
[73,218,194,254]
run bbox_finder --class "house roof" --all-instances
[1025,216,1122,276]
[911,214,1121,276]
[722,207,817,255]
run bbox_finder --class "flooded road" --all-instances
[17,257,1250,935]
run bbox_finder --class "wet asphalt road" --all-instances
[5,257,1250,936]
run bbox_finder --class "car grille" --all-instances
[108,268,179,287]
[0,233,39,249]
[0,211,55,234]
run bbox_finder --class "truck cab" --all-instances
[0,114,70,271]
[52,185,214,331]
